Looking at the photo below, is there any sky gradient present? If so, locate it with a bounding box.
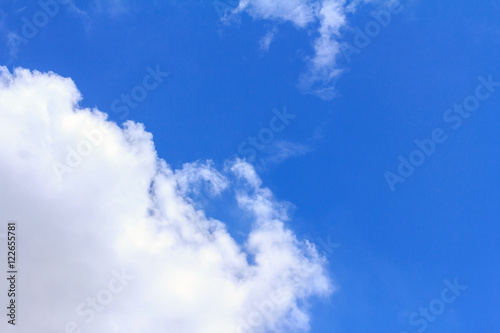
[0,0,499,332]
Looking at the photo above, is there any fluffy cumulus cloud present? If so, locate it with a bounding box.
[233,0,396,99]
[0,67,332,333]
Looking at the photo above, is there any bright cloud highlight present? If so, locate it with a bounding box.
[0,67,332,333]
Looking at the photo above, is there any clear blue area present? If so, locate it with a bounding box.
[1,0,498,332]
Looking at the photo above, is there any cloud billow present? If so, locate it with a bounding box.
[0,67,331,333]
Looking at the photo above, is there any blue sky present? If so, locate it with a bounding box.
[0,0,499,332]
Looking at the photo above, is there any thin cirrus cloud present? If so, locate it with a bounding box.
[0,67,332,333]
[232,0,389,100]
[263,140,313,165]
[3,1,91,60]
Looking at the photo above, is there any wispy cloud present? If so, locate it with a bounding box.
[235,0,318,28]
[259,27,278,52]
[230,0,402,99]
[3,0,92,61]
[263,140,312,165]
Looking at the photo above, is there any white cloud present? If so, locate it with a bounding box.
[0,67,332,333]
[298,0,347,99]
[259,28,278,52]
[6,32,23,59]
[232,0,399,99]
